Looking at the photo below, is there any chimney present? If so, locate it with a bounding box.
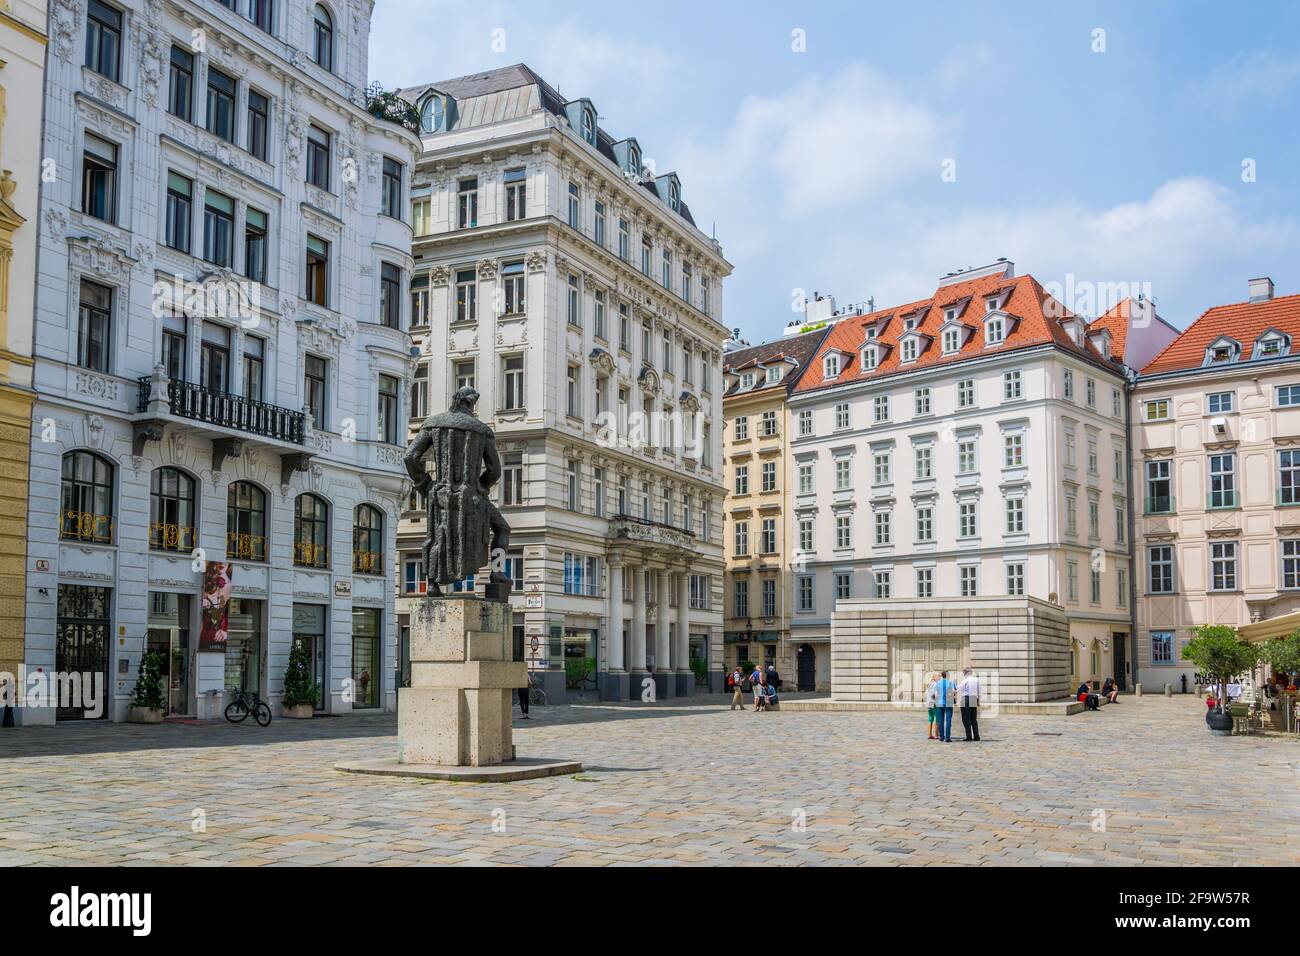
[1249,277,1275,303]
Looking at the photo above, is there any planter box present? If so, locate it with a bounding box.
[283,703,315,719]
[127,706,165,724]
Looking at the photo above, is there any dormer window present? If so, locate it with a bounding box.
[740,372,755,389]
[945,308,957,322]
[985,296,1000,313]
[765,366,783,384]
[985,316,1005,345]
[1204,336,1240,366]
[582,107,596,145]
[942,328,961,354]
[861,346,878,371]
[904,317,917,331]
[865,326,878,340]
[900,337,918,363]
[419,94,447,133]
[1254,329,1290,360]
[629,145,641,176]
[669,182,680,212]
[823,353,840,379]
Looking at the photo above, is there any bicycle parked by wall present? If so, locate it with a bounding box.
[225,688,272,726]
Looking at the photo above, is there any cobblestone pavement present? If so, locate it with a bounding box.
[1,695,1297,866]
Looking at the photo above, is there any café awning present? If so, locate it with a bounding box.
[1239,610,1300,644]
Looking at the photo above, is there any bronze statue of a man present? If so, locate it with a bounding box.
[404,386,512,600]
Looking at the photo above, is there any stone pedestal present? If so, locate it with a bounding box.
[398,596,524,768]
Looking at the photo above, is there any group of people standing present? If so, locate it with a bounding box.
[924,669,982,742]
[728,664,781,712]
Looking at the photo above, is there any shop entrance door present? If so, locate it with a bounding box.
[292,603,328,710]
[797,644,816,691]
[55,585,111,721]
[147,592,192,716]
[1113,632,1128,691]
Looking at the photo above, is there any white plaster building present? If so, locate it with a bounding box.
[394,64,731,702]
[27,0,419,723]
[786,261,1137,697]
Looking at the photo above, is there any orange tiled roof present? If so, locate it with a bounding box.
[1088,298,1132,362]
[791,271,1116,395]
[1140,292,1300,375]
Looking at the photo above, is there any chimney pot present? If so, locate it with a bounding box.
[1249,277,1275,303]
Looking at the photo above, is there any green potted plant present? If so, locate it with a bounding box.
[127,650,166,723]
[1182,625,1259,736]
[1260,630,1300,686]
[281,641,319,718]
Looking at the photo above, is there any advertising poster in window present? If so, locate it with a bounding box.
[200,561,232,651]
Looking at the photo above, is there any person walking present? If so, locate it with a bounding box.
[729,666,744,710]
[924,672,940,739]
[934,670,956,742]
[518,668,532,719]
[752,670,767,712]
[957,667,981,741]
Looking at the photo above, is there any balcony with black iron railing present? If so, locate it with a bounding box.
[138,377,305,445]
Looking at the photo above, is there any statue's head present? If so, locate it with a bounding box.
[450,386,480,416]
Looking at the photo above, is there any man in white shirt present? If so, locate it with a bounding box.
[957,667,981,742]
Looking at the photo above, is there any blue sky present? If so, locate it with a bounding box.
[371,0,1300,344]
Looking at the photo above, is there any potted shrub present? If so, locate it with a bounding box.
[1182,625,1259,736]
[281,641,319,718]
[127,650,166,723]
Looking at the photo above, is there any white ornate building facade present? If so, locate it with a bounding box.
[395,64,731,702]
[25,0,418,723]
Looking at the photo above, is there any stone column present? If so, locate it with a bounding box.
[603,554,628,701]
[675,568,692,697]
[655,567,672,700]
[629,563,648,699]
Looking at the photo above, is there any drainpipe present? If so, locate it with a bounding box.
[1125,367,1139,691]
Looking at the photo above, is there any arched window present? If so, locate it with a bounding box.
[150,467,197,552]
[419,94,445,133]
[312,4,333,71]
[582,107,595,144]
[60,451,114,543]
[227,481,267,561]
[294,493,329,568]
[352,504,383,574]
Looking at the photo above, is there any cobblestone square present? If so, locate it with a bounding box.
[1,695,1297,866]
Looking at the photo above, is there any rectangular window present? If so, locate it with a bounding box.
[833,458,850,491]
[164,171,192,254]
[202,189,235,267]
[874,395,890,423]
[798,518,813,553]
[1145,459,1172,513]
[504,167,527,222]
[1148,545,1174,594]
[381,158,403,219]
[733,580,749,618]
[206,68,238,143]
[835,403,850,430]
[379,263,402,329]
[1210,541,1238,591]
[761,461,777,493]
[1064,369,1075,400]
[915,506,933,542]
[1281,449,1300,505]
[161,315,186,382]
[1208,452,1237,508]
[1207,391,1234,414]
[502,453,524,506]
[874,511,891,546]
[305,234,329,306]
[873,452,891,485]
[459,178,479,228]
[958,440,977,474]
[247,90,269,162]
[1006,562,1025,596]
[1005,497,1024,534]
[593,200,606,247]
[662,248,672,289]
[85,0,122,82]
[835,515,852,549]
[378,374,399,444]
[617,218,629,260]
[916,567,933,598]
[566,365,580,418]
[958,501,977,538]
[1086,378,1096,407]
[733,520,748,556]
[248,0,274,33]
[799,463,815,495]
[1003,370,1022,400]
[1151,630,1174,665]
[1278,385,1300,408]
[567,274,581,327]
[567,181,580,230]
[304,354,327,429]
[1090,567,1101,604]
[77,279,113,373]
[761,518,777,554]
[914,387,931,416]
[915,446,933,479]
[641,237,652,276]
[243,207,267,284]
[1004,434,1024,468]
[874,570,892,598]
[959,565,978,597]
[81,134,118,223]
[762,579,777,617]
[798,576,814,611]
[835,573,851,601]
[1117,566,1127,608]
[168,46,194,121]
[306,125,331,190]
[798,409,813,437]
[242,335,264,401]
[594,290,606,340]
[1283,540,1300,589]
[1144,398,1170,421]
[957,379,975,408]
